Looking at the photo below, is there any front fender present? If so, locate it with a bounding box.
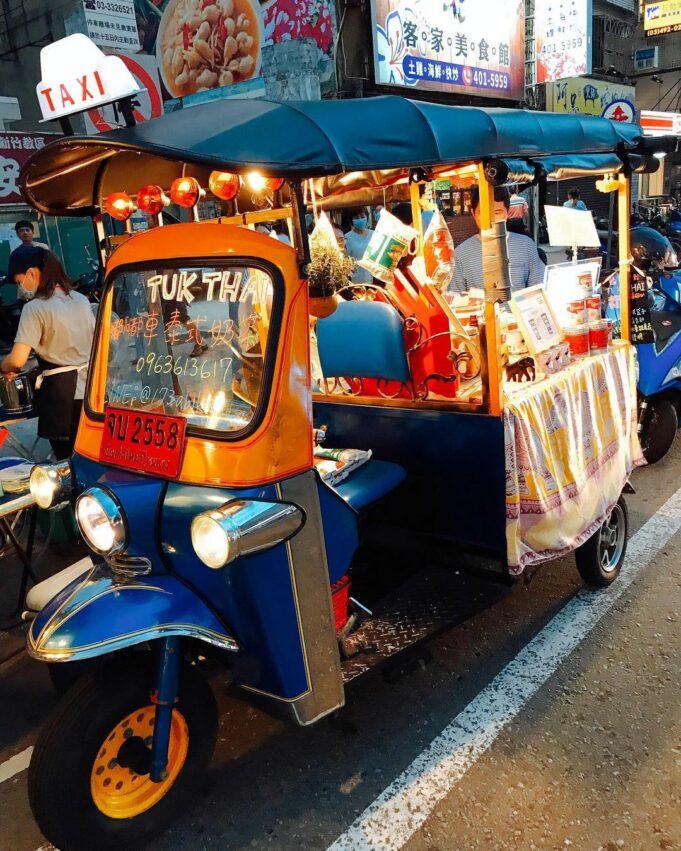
[27,561,238,662]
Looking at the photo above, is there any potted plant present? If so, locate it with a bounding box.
[308,215,355,318]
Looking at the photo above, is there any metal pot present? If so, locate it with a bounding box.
[0,369,38,417]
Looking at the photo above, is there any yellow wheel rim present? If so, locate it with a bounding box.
[90,705,188,819]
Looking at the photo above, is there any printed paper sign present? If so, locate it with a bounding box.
[83,0,140,52]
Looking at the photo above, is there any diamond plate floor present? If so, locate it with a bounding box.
[341,567,507,682]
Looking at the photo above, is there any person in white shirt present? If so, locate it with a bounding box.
[450,186,546,294]
[344,207,374,284]
[1,247,95,459]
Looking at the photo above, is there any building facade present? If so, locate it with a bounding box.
[632,1,681,199]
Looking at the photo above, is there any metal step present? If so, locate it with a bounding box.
[340,567,506,683]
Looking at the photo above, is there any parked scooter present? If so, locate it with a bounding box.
[603,227,681,463]
[664,208,681,256]
[74,245,102,304]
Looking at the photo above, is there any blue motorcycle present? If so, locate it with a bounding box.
[604,227,681,463]
[666,208,681,255]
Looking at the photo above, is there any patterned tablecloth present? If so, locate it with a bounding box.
[504,342,644,574]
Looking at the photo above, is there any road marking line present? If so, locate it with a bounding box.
[0,746,33,784]
[328,486,681,851]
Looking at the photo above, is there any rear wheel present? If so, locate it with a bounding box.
[575,497,628,587]
[29,656,217,851]
[640,397,678,464]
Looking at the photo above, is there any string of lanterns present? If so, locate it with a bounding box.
[104,171,284,221]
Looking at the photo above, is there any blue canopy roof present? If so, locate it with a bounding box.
[20,96,653,216]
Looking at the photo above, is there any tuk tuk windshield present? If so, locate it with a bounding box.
[98,262,275,433]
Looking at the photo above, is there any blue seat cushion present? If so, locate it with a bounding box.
[317,300,410,383]
[333,460,406,512]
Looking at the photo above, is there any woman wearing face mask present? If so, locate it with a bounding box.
[344,207,374,284]
[1,247,95,460]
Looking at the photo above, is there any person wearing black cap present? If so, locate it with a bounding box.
[1,247,95,459]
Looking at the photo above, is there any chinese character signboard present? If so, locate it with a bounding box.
[535,0,592,84]
[546,77,635,121]
[635,46,659,70]
[370,0,525,101]
[82,0,141,51]
[0,132,57,206]
[644,0,681,36]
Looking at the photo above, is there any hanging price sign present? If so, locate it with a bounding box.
[629,271,655,344]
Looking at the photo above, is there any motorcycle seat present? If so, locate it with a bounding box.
[25,556,93,613]
[652,310,681,351]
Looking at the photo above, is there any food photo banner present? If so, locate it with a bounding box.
[80,0,337,105]
[535,0,592,84]
[370,0,525,101]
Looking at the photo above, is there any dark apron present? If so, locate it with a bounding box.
[34,355,80,441]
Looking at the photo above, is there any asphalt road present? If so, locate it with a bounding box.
[0,433,679,851]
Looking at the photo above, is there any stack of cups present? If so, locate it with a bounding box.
[563,295,590,358]
[563,287,610,359]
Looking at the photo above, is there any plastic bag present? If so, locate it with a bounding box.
[310,210,342,255]
[423,210,456,291]
[358,210,419,284]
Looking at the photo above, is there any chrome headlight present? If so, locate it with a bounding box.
[30,462,72,510]
[75,486,127,556]
[191,500,304,569]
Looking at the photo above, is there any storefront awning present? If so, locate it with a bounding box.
[20,95,665,216]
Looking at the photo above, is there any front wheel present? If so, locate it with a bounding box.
[575,497,628,587]
[640,398,678,465]
[29,656,217,851]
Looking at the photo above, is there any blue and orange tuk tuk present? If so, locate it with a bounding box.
[18,97,665,849]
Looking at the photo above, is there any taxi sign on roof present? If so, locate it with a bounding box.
[36,34,142,123]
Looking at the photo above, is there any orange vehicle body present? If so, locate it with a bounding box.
[77,223,314,488]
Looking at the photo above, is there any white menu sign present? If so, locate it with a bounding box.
[82,0,140,52]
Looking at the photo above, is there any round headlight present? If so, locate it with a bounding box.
[30,462,72,510]
[76,487,126,556]
[190,513,236,569]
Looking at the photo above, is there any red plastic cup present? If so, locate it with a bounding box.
[564,325,590,357]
